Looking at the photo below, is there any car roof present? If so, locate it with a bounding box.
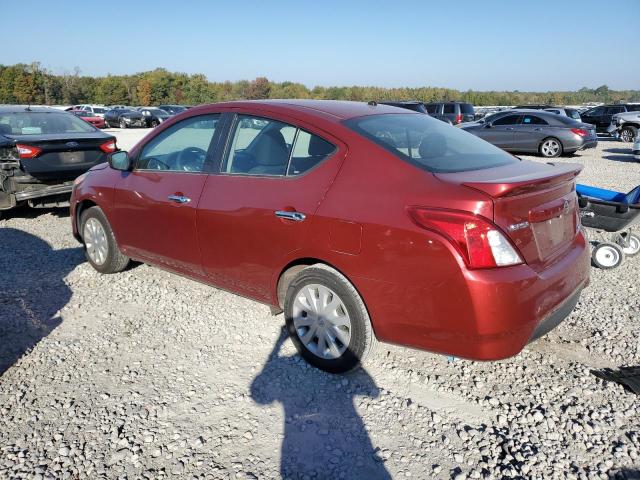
[0,105,64,113]
[189,99,413,121]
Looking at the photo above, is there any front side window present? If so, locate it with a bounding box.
[224,115,335,176]
[137,114,219,172]
[587,107,605,116]
[345,113,518,173]
[493,114,521,125]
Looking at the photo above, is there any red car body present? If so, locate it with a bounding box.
[69,109,106,129]
[70,100,590,361]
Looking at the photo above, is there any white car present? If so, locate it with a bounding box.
[544,107,582,122]
[75,104,108,118]
[608,110,640,143]
[633,135,640,161]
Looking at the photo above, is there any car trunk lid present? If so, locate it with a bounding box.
[435,161,582,266]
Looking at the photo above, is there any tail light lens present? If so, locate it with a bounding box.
[571,128,588,137]
[407,208,523,269]
[99,140,117,153]
[16,144,42,159]
[455,114,462,124]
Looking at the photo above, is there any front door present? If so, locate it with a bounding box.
[480,114,521,149]
[112,114,221,277]
[197,113,344,302]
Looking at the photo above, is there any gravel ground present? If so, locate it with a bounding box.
[1,130,639,479]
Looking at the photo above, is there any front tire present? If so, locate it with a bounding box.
[119,118,127,129]
[284,264,378,374]
[80,206,129,274]
[620,126,637,143]
[540,137,563,158]
[591,242,624,269]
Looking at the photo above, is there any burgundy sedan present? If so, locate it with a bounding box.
[69,109,107,129]
[70,100,590,373]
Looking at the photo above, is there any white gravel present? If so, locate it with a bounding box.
[1,130,639,479]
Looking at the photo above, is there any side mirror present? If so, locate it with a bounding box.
[485,122,493,128]
[108,151,132,171]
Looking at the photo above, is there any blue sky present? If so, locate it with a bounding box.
[2,0,639,91]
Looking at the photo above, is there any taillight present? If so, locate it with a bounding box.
[571,128,588,137]
[16,144,42,159]
[407,208,523,269]
[455,114,462,124]
[99,140,117,153]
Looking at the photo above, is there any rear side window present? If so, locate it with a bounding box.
[493,114,521,125]
[460,103,474,114]
[425,104,438,114]
[522,115,548,125]
[344,113,518,173]
[443,104,455,114]
[224,115,335,177]
[606,106,624,114]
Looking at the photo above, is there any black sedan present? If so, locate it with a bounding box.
[461,110,597,158]
[0,106,116,215]
[157,104,187,116]
[104,108,146,129]
[136,107,170,127]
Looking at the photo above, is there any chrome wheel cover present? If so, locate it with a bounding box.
[292,283,352,360]
[83,218,109,265]
[541,139,560,157]
[622,235,640,255]
[595,245,620,267]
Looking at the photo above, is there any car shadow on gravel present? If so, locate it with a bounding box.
[0,205,70,221]
[250,327,392,479]
[0,228,82,375]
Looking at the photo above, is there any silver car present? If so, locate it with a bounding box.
[461,110,597,158]
[544,107,582,123]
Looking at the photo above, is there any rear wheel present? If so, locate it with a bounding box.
[617,232,640,257]
[620,126,637,143]
[591,242,624,269]
[80,206,129,274]
[540,137,563,158]
[284,264,378,374]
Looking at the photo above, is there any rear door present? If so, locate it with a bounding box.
[197,112,344,302]
[512,114,549,152]
[479,114,520,149]
[112,114,221,276]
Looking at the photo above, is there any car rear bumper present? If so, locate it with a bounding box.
[1,181,73,210]
[357,230,590,361]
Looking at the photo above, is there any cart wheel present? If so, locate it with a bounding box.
[592,242,625,269]
[617,232,640,257]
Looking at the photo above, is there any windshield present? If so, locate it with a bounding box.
[0,112,97,135]
[344,113,518,173]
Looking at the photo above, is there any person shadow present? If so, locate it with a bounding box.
[250,326,392,480]
[0,227,82,375]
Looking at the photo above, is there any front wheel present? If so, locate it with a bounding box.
[620,126,637,143]
[540,138,563,158]
[284,264,378,374]
[80,206,130,274]
[119,118,127,129]
[591,242,624,269]
[617,232,640,257]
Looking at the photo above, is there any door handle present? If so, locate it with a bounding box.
[275,210,306,222]
[168,195,191,204]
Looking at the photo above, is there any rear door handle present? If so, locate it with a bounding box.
[168,195,191,204]
[275,210,306,222]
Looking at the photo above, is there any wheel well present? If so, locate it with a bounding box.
[621,123,639,130]
[76,199,98,239]
[276,258,342,309]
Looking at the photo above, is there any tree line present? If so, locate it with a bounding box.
[1,62,638,107]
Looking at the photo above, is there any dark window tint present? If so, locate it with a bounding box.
[627,105,640,112]
[493,114,521,126]
[137,114,219,172]
[425,104,438,114]
[460,103,474,114]
[443,104,455,114]
[606,106,624,114]
[344,113,518,173]
[0,112,96,135]
[288,130,336,176]
[522,115,548,125]
[586,107,605,116]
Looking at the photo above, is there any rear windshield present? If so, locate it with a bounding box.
[460,103,475,114]
[566,109,581,119]
[344,113,518,173]
[0,112,97,135]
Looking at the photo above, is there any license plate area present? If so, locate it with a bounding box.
[59,151,85,164]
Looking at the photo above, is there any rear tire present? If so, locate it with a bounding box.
[540,137,563,158]
[620,126,637,143]
[284,264,378,374]
[80,206,129,274]
[591,242,624,269]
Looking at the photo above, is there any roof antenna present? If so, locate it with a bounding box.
[367,100,377,107]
